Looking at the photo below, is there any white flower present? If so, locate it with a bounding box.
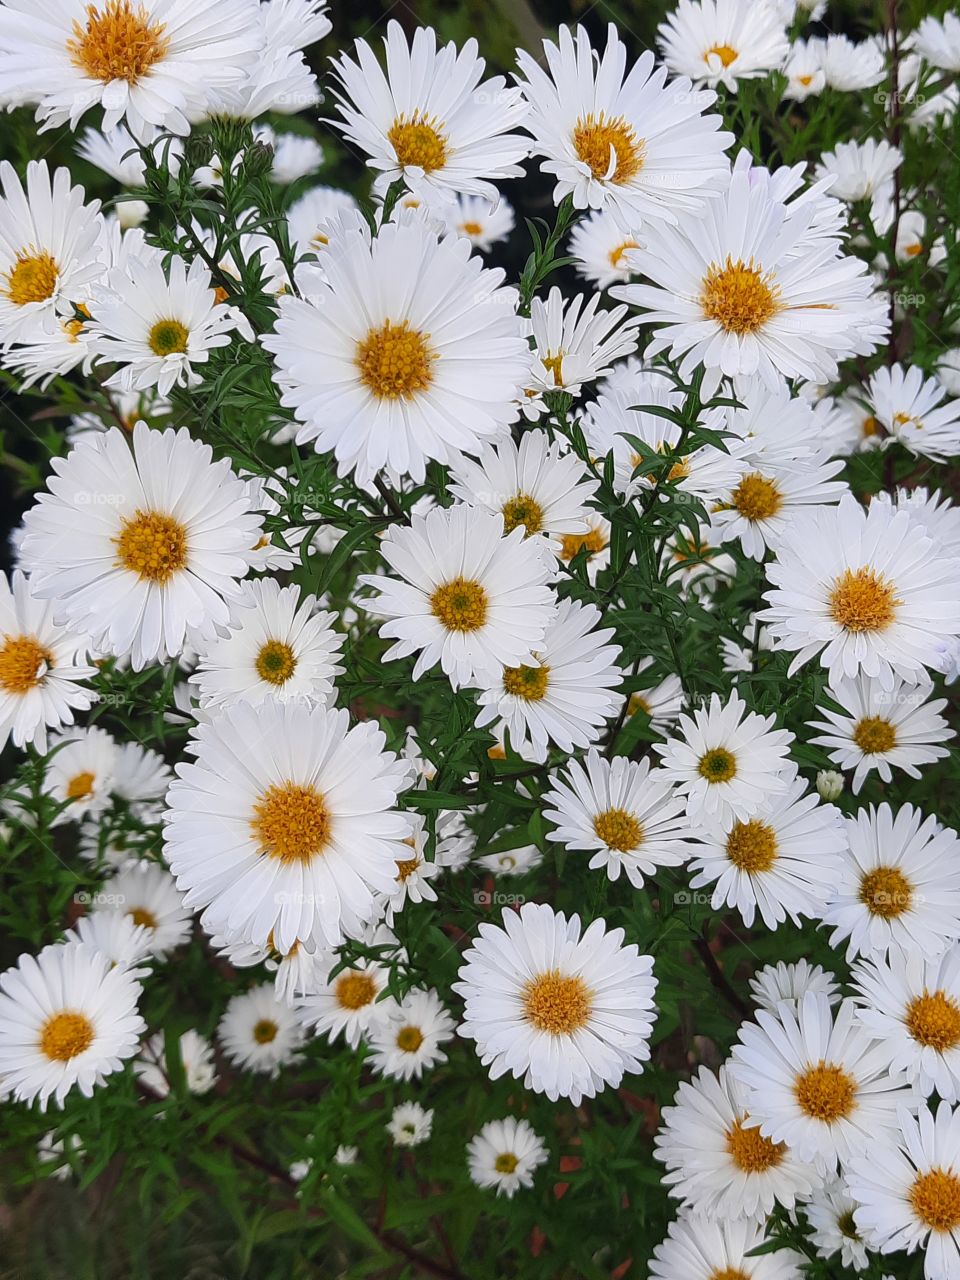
[0,941,145,1110]
[362,504,557,687]
[914,12,960,71]
[523,286,643,408]
[568,210,640,289]
[296,937,397,1048]
[804,1181,871,1272]
[330,20,528,203]
[711,452,848,560]
[111,740,171,820]
[134,1029,217,1097]
[380,817,441,923]
[868,363,960,462]
[217,982,304,1077]
[387,1101,433,1147]
[544,749,695,887]
[43,725,119,824]
[781,40,826,101]
[163,702,412,955]
[654,1064,817,1221]
[367,987,455,1081]
[761,493,960,689]
[334,1144,357,1166]
[808,673,953,793]
[93,860,192,957]
[76,125,181,187]
[265,215,530,487]
[814,139,901,209]
[730,992,913,1171]
[443,194,515,251]
[875,487,960,559]
[287,185,359,254]
[821,804,960,962]
[819,34,886,90]
[654,690,793,826]
[467,1117,548,1198]
[19,423,262,669]
[66,911,153,975]
[454,901,657,1105]
[475,842,541,877]
[649,1217,804,1280]
[748,959,840,1014]
[816,769,845,802]
[657,0,790,91]
[516,22,732,222]
[627,660,684,731]
[37,1129,84,1180]
[256,127,324,184]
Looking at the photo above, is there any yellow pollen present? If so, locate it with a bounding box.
[733,472,783,522]
[251,781,330,864]
[726,819,778,873]
[709,1271,751,1280]
[430,576,488,633]
[906,242,923,257]
[395,856,420,883]
[387,113,448,171]
[487,743,506,760]
[396,1026,424,1052]
[501,492,544,536]
[541,352,565,386]
[627,693,651,717]
[494,1152,519,1174]
[67,771,96,801]
[701,257,781,334]
[862,414,879,438]
[593,807,643,853]
[706,43,738,67]
[794,1061,857,1122]
[255,639,297,686]
[115,509,188,583]
[910,1168,960,1232]
[127,906,156,929]
[860,865,913,919]
[560,527,608,562]
[63,317,86,342]
[698,747,737,784]
[572,112,645,185]
[212,285,229,305]
[797,74,813,86]
[502,664,549,701]
[522,970,592,1036]
[609,239,639,269]
[852,716,896,754]
[252,1018,278,1044]
[40,1010,94,1062]
[148,318,189,356]
[906,991,960,1052]
[829,567,899,633]
[5,250,59,307]
[725,1117,786,1172]
[0,635,53,694]
[68,0,169,84]
[356,319,434,399]
[460,221,483,236]
[335,972,377,1011]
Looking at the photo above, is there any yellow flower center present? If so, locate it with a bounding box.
[250,781,331,864]
[852,716,897,754]
[255,639,297,686]
[906,991,960,1052]
[0,635,53,694]
[387,112,448,171]
[430,576,488,633]
[148,318,189,356]
[494,1152,519,1174]
[709,1271,750,1280]
[68,0,169,84]
[733,472,783,522]
[701,257,781,334]
[356,319,434,399]
[252,1018,278,1044]
[726,819,778,873]
[698,747,737,784]
[40,1010,94,1062]
[115,509,188,583]
[335,972,377,1011]
[5,249,59,307]
[395,855,421,883]
[627,693,651,717]
[905,242,923,257]
[572,112,645,185]
[794,1061,857,1122]
[593,807,643,853]
[67,771,96,801]
[859,865,912,919]
[706,43,738,67]
[541,352,565,386]
[396,1026,424,1052]
[861,414,879,438]
[829,568,899,633]
[127,906,156,929]
[501,493,544,536]
[460,220,483,236]
[502,664,549,701]
[522,970,592,1035]
[559,527,608,562]
[797,74,814,87]
[910,1168,960,1232]
[608,239,639,269]
[724,1117,786,1172]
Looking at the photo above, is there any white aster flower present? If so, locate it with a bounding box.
[287,185,359,255]
[217,982,304,1077]
[814,139,902,207]
[819,34,887,90]
[748,959,840,1014]
[627,660,685,731]
[915,12,960,71]
[804,1181,872,1272]
[524,286,643,411]
[296,941,396,1048]
[568,210,640,290]
[367,987,455,1081]
[475,842,541,877]
[76,125,181,187]
[868,363,960,462]
[255,127,324,184]
[66,911,153,976]
[467,1117,548,1198]
[711,452,847,560]
[134,1029,217,1097]
[875,487,960,559]
[387,1101,432,1147]
[43,725,118,824]
[657,0,790,91]
[93,860,192,958]
[443,193,514,252]
[555,512,613,582]
[781,40,826,101]
[649,1217,804,1280]
[381,818,441,922]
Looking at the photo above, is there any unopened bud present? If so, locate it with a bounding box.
[816,769,844,802]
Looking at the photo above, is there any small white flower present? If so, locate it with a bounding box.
[367,988,455,1081]
[467,1117,548,1198]
[218,983,305,1077]
[387,1101,433,1147]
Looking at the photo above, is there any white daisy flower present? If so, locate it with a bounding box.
[649,1217,804,1280]
[76,125,181,187]
[555,513,613,582]
[875,487,960,559]
[568,210,640,290]
[657,0,790,91]
[43,725,119,824]
[255,126,324,185]
[523,286,643,409]
[0,160,104,346]
[387,1101,433,1147]
[163,701,412,955]
[134,1029,217,1097]
[808,673,953,794]
[868,363,960,462]
[846,1101,960,1279]
[761,493,960,690]
[475,842,541,877]
[381,818,441,923]
[454,901,657,1105]
[434,811,476,870]
[711,452,848,560]
[78,822,145,870]
[748,959,840,1014]
[367,988,455,1081]
[330,20,528,203]
[515,22,732,222]
[94,860,192,958]
[721,377,823,465]
[544,749,695,887]
[781,40,826,101]
[0,0,260,140]
[474,599,623,763]
[443,194,514,252]
[19,423,263,669]
[654,1064,817,1222]
[191,578,344,710]
[0,569,96,754]
[915,12,960,71]
[822,804,960,962]
[287,185,359,255]
[217,982,304,1077]
[804,1181,871,1272]
[819,34,887,89]
[612,167,888,397]
[265,215,530,487]
[0,940,145,1110]
[654,690,793,826]
[730,992,913,1171]
[65,911,153,975]
[467,1117,548,1198]
[814,138,901,206]
[361,504,557,688]
[627,660,684,731]
[296,941,396,1048]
